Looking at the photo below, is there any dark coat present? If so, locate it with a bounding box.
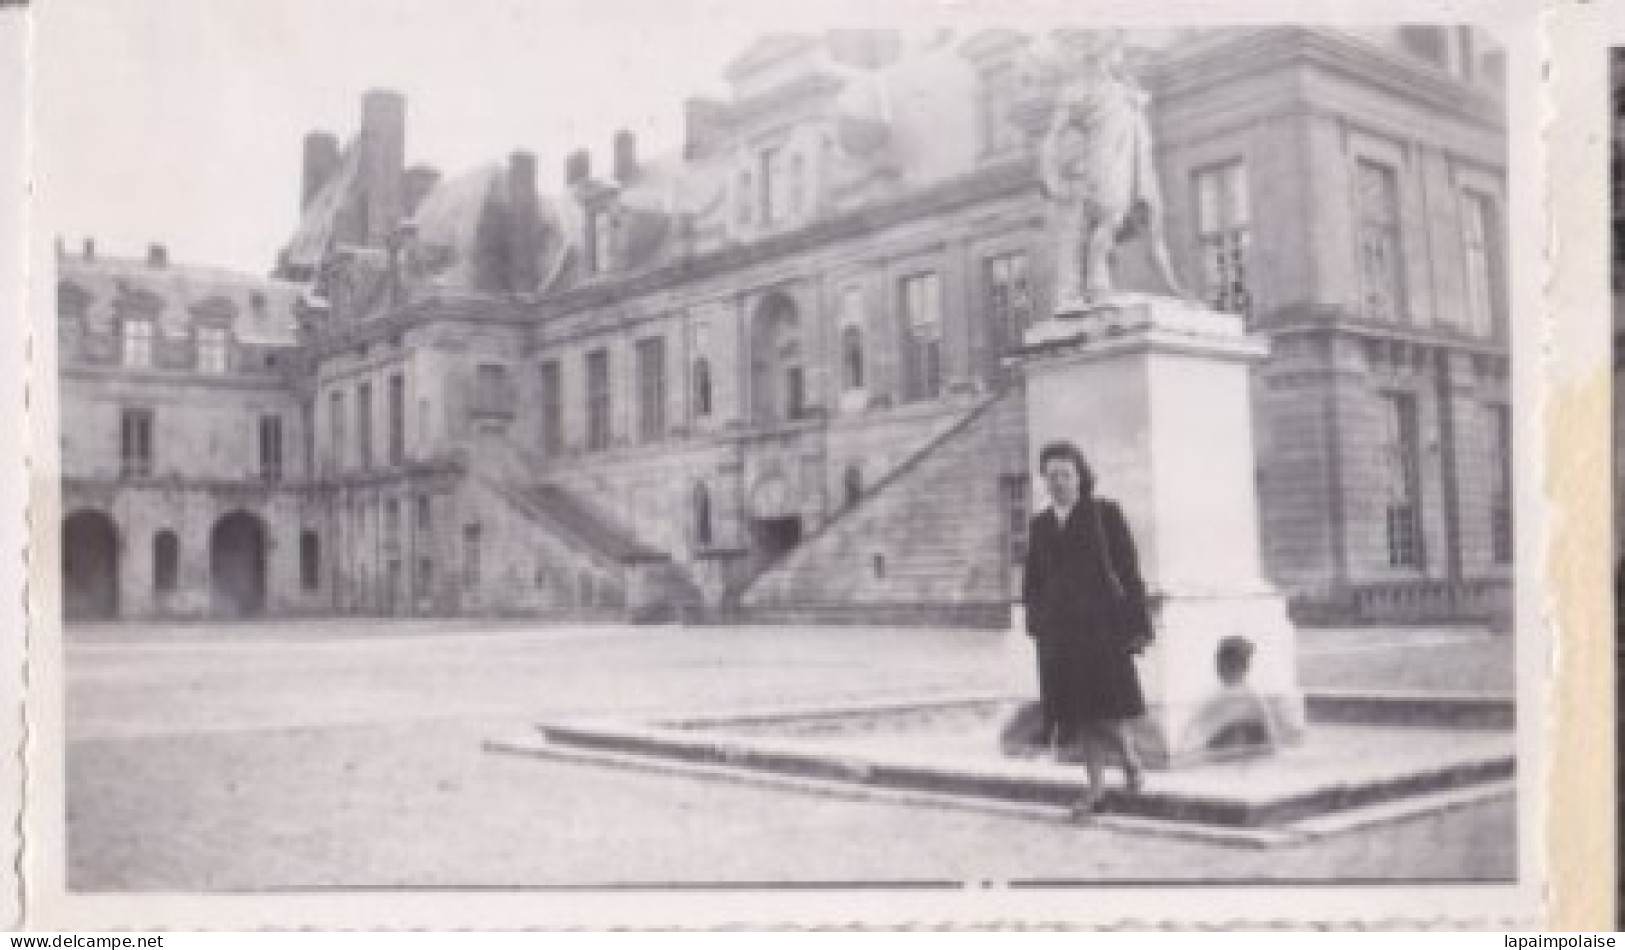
[1021,497,1151,726]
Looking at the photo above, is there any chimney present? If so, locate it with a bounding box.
[301,131,341,211]
[404,164,441,217]
[565,149,591,188]
[613,130,637,184]
[358,89,407,248]
[507,151,541,293]
[146,244,168,268]
[82,238,95,261]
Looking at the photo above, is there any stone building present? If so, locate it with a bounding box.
[59,26,1511,626]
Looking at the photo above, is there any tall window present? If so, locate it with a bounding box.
[788,153,806,219]
[538,360,563,454]
[1382,392,1424,569]
[693,482,712,547]
[786,366,807,420]
[978,62,1020,156]
[463,524,482,588]
[1356,159,1406,322]
[900,272,944,402]
[299,531,320,592]
[984,252,1032,378]
[1487,404,1513,564]
[1461,189,1499,337]
[153,531,178,593]
[736,170,754,227]
[586,348,611,451]
[388,373,406,465]
[416,494,432,538]
[760,146,782,226]
[692,357,713,418]
[122,319,153,369]
[384,498,401,550]
[473,363,514,419]
[259,414,283,482]
[841,325,865,392]
[329,390,346,472]
[357,381,374,470]
[1193,162,1252,317]
[120,407,153,477]
[635,336,667,442]
[843,465,863,507]
[197,326,229,374]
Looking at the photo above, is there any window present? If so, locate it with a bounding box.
[693,482,712,547]
[384,498,400,550]
[1193,162,1252,317]
[760,147,782,226]
[1001,474,1031,564]
[842,325,865,392]
[788,153,806,219]
[259,414,283,481]
[692,357,713,418]
[416,494,432,537]
[635,336,667,442]
[984,252,1032,378]
[978,62,1020,156]
[415,557,433,598]
[539,360,563,454]
[197,326,229,373]
[899,272,944,401]
[299,531,320,592]
[736,170,754,227]
[1461,189,1499,337]
[120,407,153,477]
[463,524,482,588]
[586,348,611,451]
[357,381,373,470]
[388,373,406,465]
[329,390,346,472]
[844,465,863,508]
[473,363,514,419]
[122,319,153,369]
[786,365,807,420]
[1356,159,1406,322]
[590,209,615,275]
[153,531,178,593]
[1487,404,1512,564]
[1382,392,1424,569]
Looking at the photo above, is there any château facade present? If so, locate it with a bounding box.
[58,26,1513,627]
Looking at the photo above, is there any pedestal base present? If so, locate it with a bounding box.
[1128,592,1306,769]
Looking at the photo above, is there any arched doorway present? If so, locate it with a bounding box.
[63,510,119,621]
[210,511,268,617]
[749,293,804,425]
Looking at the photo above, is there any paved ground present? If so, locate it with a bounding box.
[62,621,1518,890]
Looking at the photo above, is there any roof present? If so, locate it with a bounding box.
[57,252,303,346]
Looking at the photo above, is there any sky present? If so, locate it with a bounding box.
[35,0,766,275]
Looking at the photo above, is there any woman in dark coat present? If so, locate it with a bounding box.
[1022,441,1153,815]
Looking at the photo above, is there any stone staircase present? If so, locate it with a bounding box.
[734,385,1024,629]
[471,436,706,623]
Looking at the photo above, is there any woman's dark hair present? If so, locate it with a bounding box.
[1037,441,1095,495]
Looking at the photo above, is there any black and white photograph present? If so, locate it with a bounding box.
[24,0,1547,929]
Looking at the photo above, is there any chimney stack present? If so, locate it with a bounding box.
[613,130,637,184]
[683,97,728,161]
[300,131,341,211]
[82,238,95,261]
[358,89,407,248]
[507,151,541,293]
[404,164,441,217]
[146,244,168,268]
[565,149,590,188]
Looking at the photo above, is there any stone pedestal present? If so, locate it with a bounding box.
[1017,293,1305,768]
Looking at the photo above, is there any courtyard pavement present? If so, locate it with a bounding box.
[60,621,1517,889]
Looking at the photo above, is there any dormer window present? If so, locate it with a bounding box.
[589,208,616,275]
[197,325,229,374]
[760,146,783,226]
[122,319,154,369]
[978,61,1021,157]
[736,170,754,228]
